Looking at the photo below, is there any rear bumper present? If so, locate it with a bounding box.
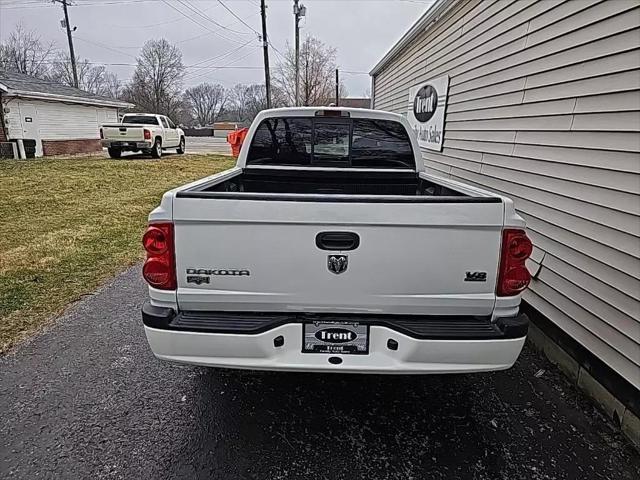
[141,303,528,373]
[101,140,152,149]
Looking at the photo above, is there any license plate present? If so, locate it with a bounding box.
[302,322,369,355]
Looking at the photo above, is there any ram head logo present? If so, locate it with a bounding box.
[327,255,348,275]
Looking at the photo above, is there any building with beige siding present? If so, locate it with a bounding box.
[371,0,639,435]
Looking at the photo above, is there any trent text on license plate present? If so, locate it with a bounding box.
[302,322,369,355]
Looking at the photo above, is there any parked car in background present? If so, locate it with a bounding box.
[141,107,533,374]
[100,113,185,158]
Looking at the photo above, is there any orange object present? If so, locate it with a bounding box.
[227,127,249,157]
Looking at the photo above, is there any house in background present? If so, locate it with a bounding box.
[0,70,132,157]
[370,0,639,445]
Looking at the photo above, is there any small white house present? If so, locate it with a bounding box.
[0,70,132,157]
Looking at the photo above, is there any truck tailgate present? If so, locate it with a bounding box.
[172,198,504,316]
[102,125,145,141]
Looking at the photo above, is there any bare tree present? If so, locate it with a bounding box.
[172,102,194,127]
[0,24,55,78]
[228,83,251,122]
[243,84,270,120]
[184,83,227,126]
[226,83,285,122]
[47,54,122,98]
[122,39,185,117]
[102,72,123,100]
[274,36,346,107]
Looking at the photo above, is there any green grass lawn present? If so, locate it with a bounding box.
[0,154,235,353]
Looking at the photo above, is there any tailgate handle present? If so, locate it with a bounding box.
[316,232,360,251]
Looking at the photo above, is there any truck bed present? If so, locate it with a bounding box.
[177,169,496,202]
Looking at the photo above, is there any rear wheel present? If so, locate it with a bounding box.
[107,147,122,159]
[177,137,185,154]
[151,138,162,158]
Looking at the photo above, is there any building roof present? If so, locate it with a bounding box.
[0,70,132,108]
[369,0,458,76]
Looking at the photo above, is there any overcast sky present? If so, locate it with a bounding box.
[0,0,432,96]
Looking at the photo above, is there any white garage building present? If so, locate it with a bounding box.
[370,0,639,442]
[0,70,131,157]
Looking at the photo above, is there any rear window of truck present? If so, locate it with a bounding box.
[246,117,415,169]
[122,115,159,125]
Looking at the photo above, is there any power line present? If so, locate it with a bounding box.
[175,10,261,44]
[160,0,245,44]
[184,47,260,84]
[183,40,256,82]
[102,5,217,30]
[188,39,256,68]
[99,12,260,48]
[34,60,267,70]
[179,0,251,37]
[268,40,286,61]
[0,0,159,7]
[1,0,426,8]
[216,0,260,36]
[270,43,286,64]
[74,36,138,60]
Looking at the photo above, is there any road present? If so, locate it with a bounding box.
[1,266,638,480]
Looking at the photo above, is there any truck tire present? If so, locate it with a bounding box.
[108,147,122,159]
[151,138,162,158]
[177,137,185,154]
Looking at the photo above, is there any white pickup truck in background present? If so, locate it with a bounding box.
[100,113,185,158]
[140,107,533,374]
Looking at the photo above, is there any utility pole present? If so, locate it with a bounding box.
[293,1,306,107]
[260,0,271,108]
[55,0,79,88]
[335,69,339,106]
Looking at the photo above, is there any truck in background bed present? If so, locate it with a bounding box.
[140,107,533,373]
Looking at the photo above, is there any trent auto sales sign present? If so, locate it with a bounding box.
[407,75,450,151]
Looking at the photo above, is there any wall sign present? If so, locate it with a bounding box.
[24,117,33,123]
[407,75,449,151]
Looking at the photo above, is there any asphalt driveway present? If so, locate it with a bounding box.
[1,266,638,480]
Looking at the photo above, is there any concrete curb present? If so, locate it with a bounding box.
[527,322,640,452]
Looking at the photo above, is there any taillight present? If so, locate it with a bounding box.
[143,129,151,140]
[497,229,533,297]
[99,128,103,139]
[142,222,176,290]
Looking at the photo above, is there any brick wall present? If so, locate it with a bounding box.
[41,139,102,156]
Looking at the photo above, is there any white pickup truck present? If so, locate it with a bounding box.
[100,113,185,158]
[141,107,533,374]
